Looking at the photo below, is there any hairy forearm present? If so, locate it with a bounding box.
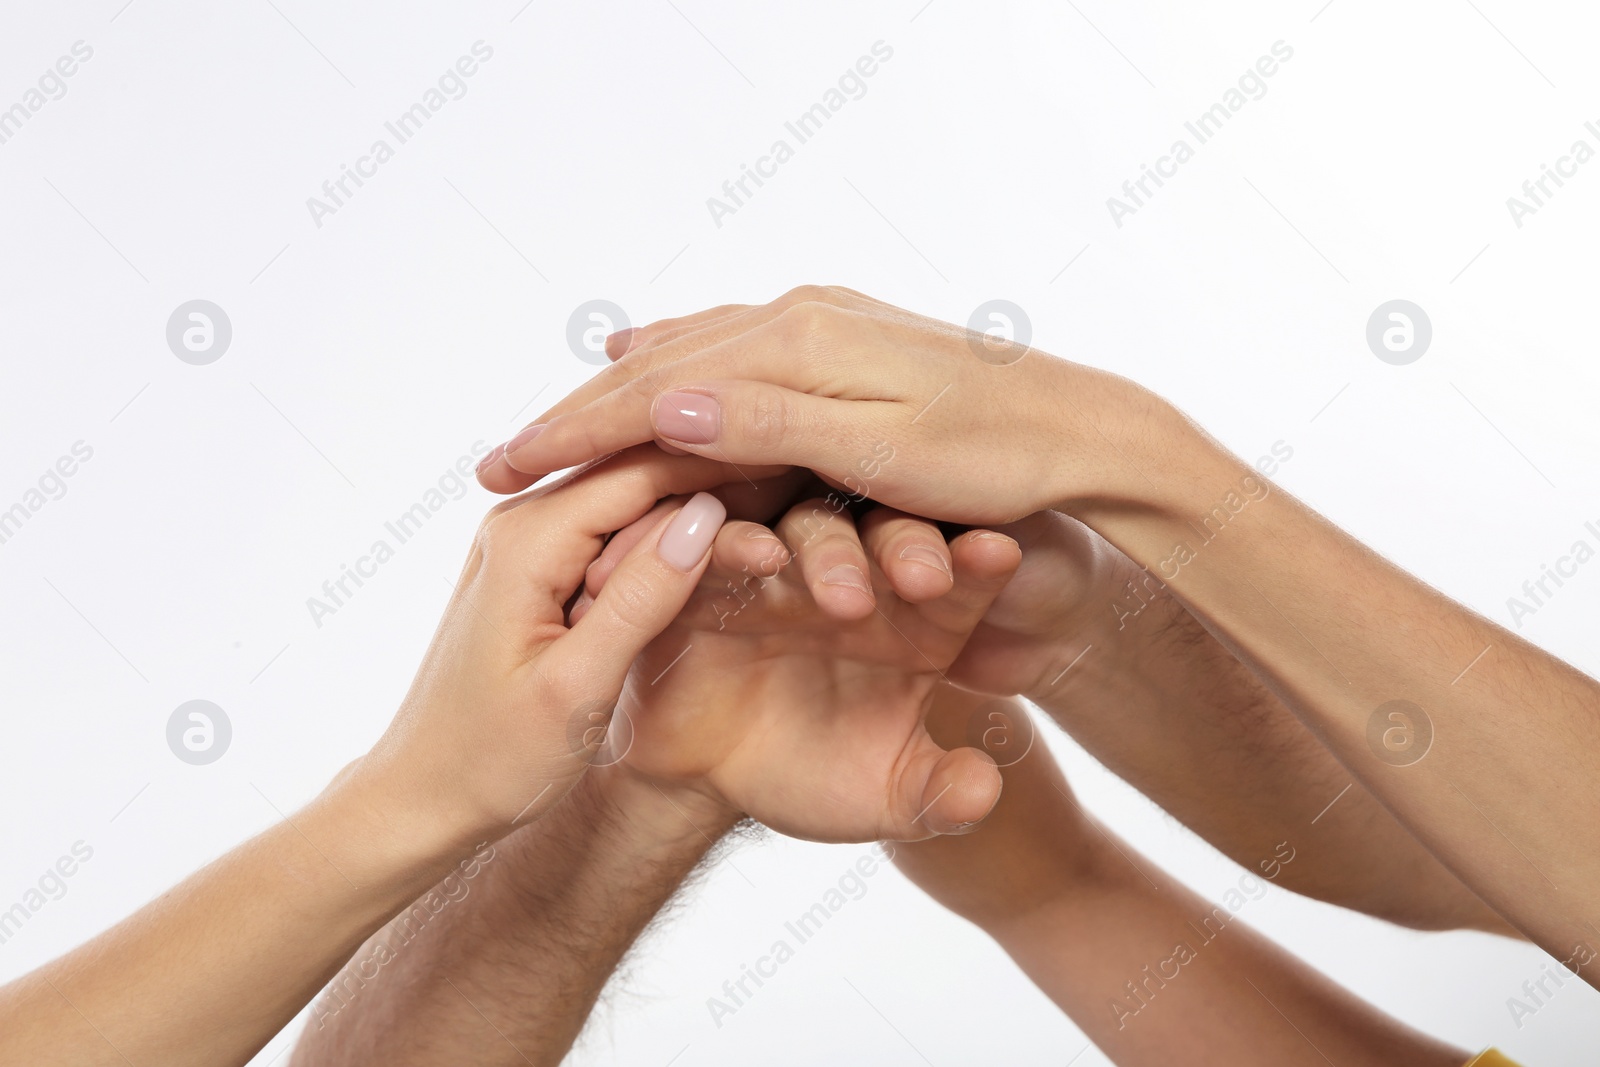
[291,768,738,1067]
[1065,405,1600,966]
[1024,580,1508,933]
[0,770,465,1067]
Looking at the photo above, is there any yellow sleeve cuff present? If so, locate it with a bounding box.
[1465,1050,1523,1067]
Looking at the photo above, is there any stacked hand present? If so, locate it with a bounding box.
[580,490,1022,841]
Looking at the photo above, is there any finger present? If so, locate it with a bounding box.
[548,493,726,684]
[493,287,886,490]
[774,498,875,621]
[533,304,763,441]
[568,588,594,626]
[622,305,754,360]
[859,508,954,603]
[498,301,894,481]
[912,530,1023,639]
[709,520,791,579]
[884,730,1002,839]
[537,289,844,424]
[603,327,638,361]
[475,448,776,620]
[583,471,809,600]
[584,498,682,598]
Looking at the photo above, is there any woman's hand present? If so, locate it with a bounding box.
[577,492,1022,842]
[477,286,1181,525]
[348,446,757,850]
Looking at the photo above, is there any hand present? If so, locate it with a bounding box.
[477,287,1177,525]
[577,490,1022,842]
[947,509,1145,699]
[349,447,755,848]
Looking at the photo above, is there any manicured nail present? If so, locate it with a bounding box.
[658,492,726,571]
[476,443,504,473]
[609,327,637,355]
[504,423,545,458]
[654,391,720,444]
[821,564,871,594]
[898,544,951,577]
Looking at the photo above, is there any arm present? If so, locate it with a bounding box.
[1066,413,1600,967]
[0,770,464,1067]
[956,509,1511,933]
[486,287,1598,967]
[896,688,1472,1067]
[0,450,732,1066]
[295,496,1021,1062]
[291,767,737,1066]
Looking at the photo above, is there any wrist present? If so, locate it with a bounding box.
[1039,367,1221,522]
[580,764,743,851]
[301,760,478,919]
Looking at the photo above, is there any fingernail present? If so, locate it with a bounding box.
[898,544,951,577]
[610,327,637,354]
[654,391,720,444]
[476,443,504,473]
[821,564,871,594]
[658,492,726,571]
[504,423,544,458]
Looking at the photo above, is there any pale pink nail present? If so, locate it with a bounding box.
[476,443,504,473]
[653,392,720,444]
[658,492,726,571]
[504,423,544,459]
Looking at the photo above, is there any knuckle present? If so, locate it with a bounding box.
[738,387,791,451]
[772,300,834,343]
[474,504,523,556]
[778,283,836,308]
[598,566,663,634]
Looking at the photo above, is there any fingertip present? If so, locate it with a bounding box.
[887,544,956,602]
[926,747,1002,836]
[952,530,1023,581]
[605,327,637,361]
[568,589,594,625]
[815,565,876,620]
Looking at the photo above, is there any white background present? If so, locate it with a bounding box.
[2,0,1599,1063]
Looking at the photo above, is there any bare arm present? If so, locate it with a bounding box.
[485,289,1596,966]
[1068,415,1600,970]
[896,689,1473,1067]
[292,767,736,1067]
[0,451,732,1066]
[955,509,1511,934]
[0,770,465,1067]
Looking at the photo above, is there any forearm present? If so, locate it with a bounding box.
[1023,578,1508,933]
[0,769,464,1067]
[291,767,738,1067]
[986,831,1466,1066]
[1062,399,1600,962]
[898,696,1466,1065]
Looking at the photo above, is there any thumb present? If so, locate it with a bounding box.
[885,732,1002,840]
[652,382,889,482]
[547,492,725,687]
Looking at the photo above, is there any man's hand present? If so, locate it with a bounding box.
[581,492,1022,842]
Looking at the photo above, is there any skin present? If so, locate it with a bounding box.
[296,495,1476,1067]
[480,285,1600,972]
[296,498,1019,1065]
[897,687,1473,1067]
[0,448,740,1067]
